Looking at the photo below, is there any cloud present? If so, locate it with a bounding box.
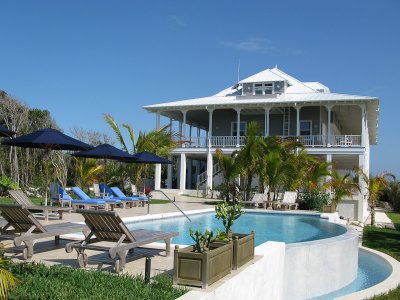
[220,38,274,54]
[169,15,187,28]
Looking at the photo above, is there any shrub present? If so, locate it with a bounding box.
[8,262,187,299]
[0,175,19,196]
[381,181,400,212]
[298,190,330,211]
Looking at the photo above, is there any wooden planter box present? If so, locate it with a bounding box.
[212,231,255,270]
[173,242,233,288]
[323,203,337,213]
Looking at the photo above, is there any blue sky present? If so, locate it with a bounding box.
[0,1,399,176]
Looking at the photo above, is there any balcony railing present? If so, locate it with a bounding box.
[175,135,362,148]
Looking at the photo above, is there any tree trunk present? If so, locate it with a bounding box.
[370,205,375,226]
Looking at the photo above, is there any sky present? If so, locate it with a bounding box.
[0,0,399,176]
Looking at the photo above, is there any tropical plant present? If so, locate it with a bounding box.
[215,148,239,201]
[382,181,400,212]
[298,190,331,211]
[189,228,216,253]
[357,169,395,225]
[72,157,104,192]
[0,175,19,196]
[329,169,360,205]
[104,114,176,189]
[235,122,265,201]
[215,201,243,236]
[0,244,17,299]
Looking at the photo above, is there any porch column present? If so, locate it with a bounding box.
[296,106,301,137]
[236,108,241,147]
[179,153,186,191]
[327,106,332,147]
[154,164,161,190]
[206,150,213,191]
[326,154,332,194]
[360,104,366,147]
[189,125,192,145]
[167,155,173,189]
[197,127,201,147]
[154,111,162,190]
[208,109,214,146]
[264,108,270,137]
[187,158,192,189]
[358,154,367,222]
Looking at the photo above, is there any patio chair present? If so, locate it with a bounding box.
[65,209,179,272]
[243,193,265,208]
[0,203,88,259]
[9,190,72,221]
[131,184,146,197]
[93,183,112,198]
[71,187,121,211]
[110,186,147,208]
[280,191,299,210]
[50,182,72,207]
[52,185,107,210]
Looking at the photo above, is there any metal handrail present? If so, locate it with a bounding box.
[153,189,192,222]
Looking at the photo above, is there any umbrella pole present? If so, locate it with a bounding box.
[44,149,50,206]
[103,158,107,198]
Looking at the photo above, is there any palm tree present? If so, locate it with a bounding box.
[329,169,360,206]
[0,244,17,299]
[357,169,395,225]
[215,148,239,201]
[236,122,265,201]
[104,114,176,188]
[73,157,104,193]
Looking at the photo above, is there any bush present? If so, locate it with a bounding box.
[8,262,187,299]
[381,181,400,212]
[298,190,330,211]
[0,175,19,196]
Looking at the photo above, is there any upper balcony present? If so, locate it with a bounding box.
[175,134,362,148]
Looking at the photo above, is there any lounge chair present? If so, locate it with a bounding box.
[65,209,179,272]
[243,193,265,208]
[71,187,121,211]
[50,183,72,207]
[9,190,72,221]
[280,191,299,210]
[131,184,146,197]
[110,186,147,207]
[0,203,88,259]
[93,183,112,198]
[53,185,107,210]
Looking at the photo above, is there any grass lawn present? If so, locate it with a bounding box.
[0,197,43,206]
[362,211,400,299]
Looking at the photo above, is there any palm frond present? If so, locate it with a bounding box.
[104,114,128,152]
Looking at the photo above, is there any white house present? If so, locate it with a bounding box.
[143,67,379,221]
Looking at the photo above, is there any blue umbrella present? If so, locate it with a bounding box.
[128,151,173,164]
[72,144,136,195]
[0,124,16,138]
[2,128,92,205]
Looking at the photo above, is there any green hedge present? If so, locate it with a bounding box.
[8,262,187,300]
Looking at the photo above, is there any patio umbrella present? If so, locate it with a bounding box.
[72,143,136,195]
[0,124,16,138]
[1,128,92,205]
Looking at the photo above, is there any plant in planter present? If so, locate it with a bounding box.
[174,229,233,288]
[214,201,255,270]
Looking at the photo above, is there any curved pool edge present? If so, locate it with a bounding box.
[335,246,400,300]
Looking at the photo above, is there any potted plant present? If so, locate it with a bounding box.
[214,201,255,270]
[173,228,233,288]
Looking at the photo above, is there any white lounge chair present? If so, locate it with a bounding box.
[280,191,298,210]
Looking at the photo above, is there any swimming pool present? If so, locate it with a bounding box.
[126,211,347,245]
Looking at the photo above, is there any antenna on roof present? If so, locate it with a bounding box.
[275,64,278,69]
[237,59,241,82]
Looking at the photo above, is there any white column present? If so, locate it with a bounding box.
[327,106,332,147]
[361,104,366,147]
[156,111,161,129]
[236,108,241,147]
[358,154,367,222]
[296,106,301,137]
[326,154,333,196]
[154,164,161,190]
[208,109,213,146]
[206,150,213,191]
[167,155,173,189]
[179,153,186,191]
[264,108,270,137]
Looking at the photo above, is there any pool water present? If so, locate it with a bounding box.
[311,249,392,299]
[127,211,346,245]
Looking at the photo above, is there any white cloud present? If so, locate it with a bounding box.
[220,38,274,54]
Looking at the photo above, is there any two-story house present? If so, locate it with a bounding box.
[143,67,379,221]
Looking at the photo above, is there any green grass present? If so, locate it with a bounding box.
[148,199,171,204]
[8,262,187,299]
[0,197,43,205]
[363,212,400,299]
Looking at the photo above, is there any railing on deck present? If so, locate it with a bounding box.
[174,135,362,148]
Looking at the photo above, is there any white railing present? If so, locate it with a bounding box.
[196,162,221,187]
[174,135,362,148]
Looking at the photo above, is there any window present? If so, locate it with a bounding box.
[300,120,312,136]
[231,122,247,136]
[254,83,273,95]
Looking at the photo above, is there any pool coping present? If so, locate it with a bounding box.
[335,245,400,300]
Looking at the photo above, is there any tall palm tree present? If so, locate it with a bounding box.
[357,169,395,225]
[236,122,265,201]
[329,169,360,206]
[215,148,239,201]
[104,114,176,188]
[73,157,104,192]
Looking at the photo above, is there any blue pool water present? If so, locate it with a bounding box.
[127,211,346,245]
[312,249,392,299]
